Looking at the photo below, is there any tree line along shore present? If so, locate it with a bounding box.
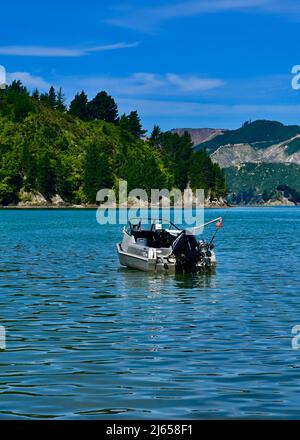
[0,81,227,207]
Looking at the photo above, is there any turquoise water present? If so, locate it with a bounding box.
[0,207,300,419]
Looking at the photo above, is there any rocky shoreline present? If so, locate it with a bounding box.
[0,202,230,209]
[1,191,299,209]
[0,191,230,209]
[1,202,299,209]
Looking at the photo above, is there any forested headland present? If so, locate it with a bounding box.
[0,81,227,206]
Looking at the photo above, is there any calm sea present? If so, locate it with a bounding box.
[0,207,300,419]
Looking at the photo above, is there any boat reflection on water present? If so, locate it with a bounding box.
[118,266,217,296]
[173,271,217,290]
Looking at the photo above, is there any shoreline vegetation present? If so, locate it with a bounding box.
[1,200,298,209]
[1,204,298,209]
[0,81,227,208]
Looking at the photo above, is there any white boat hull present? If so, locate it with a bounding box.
[117,243,216,272]
[117,244,176,272]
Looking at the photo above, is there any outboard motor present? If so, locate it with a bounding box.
[171,230,217,273]
[171,231,211,273]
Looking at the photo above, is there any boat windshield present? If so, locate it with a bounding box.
[127,217,180,233]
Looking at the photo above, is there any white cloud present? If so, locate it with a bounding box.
[166,73,224,92]
[7,71,50,89]
[106,0,300,31]
[106,0,271,31]
[117,98,300,118]
[117,98,300,129]
[3,70,225,101]
[0,42,139,57]
[62,72,224,97]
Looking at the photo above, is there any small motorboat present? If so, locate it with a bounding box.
[117,217,223,273]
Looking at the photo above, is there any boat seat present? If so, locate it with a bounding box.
[132,230,175,248]
[132,230,154,241]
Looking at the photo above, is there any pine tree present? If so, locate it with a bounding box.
[118,114,130,131]
[32,89,40,100]
[119,111,146,138]
[40,92,49,105]
[8,80,28,94]
[128,111,146,138]
[87,91,118,123]
[56,88,66,112]
[48,86,56,109]
[149,125,162,147]
[69,91,89,120]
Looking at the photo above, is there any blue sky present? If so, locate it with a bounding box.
[1,0,300,131]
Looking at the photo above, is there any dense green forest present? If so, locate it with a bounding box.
[0,81,227,205]
[225,163,300,204]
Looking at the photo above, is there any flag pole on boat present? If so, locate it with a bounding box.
[187,217,223,235]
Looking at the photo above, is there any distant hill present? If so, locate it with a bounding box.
[174,120,300,205]
[194,120,300,153]
[171,128,227,146]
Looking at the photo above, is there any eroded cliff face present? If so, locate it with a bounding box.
[210,135,300,169]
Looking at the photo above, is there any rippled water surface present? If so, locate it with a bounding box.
[0,207,300,419]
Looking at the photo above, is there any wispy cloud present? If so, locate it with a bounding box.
[165,73,224,92]
[105,0,271,31]
[117,98,300,129]
[106,0,300,32]
[4,70,224,102]
[0,42,139,57]
[7,71,50,89]
[118,99,300,117]
[62,72,224,97]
